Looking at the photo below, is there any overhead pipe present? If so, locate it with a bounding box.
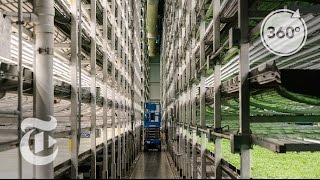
[146,0,159,57]
[34,0,55,178]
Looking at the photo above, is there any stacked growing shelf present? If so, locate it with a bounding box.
[161,0,320,178]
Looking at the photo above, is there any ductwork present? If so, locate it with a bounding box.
[147,0,159,57]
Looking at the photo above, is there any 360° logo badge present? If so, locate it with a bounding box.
[20,116,58,165]
[261,9,308,56]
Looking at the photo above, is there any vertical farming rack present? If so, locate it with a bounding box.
[161,0,320,179]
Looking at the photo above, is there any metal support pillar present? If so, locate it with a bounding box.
[178,100,182,175]
[17,0,23,178]
[111,56,116,179]
[111,0,116,178]
[34,0,54,178]
[190,2,197,174]
[117,78,121,179]
[121,100,126,177]
[77,0,82,159]
[185,1,192,173]
[117,104,121,179]
[191,0,197,80]
[129,0,135,166]
[121,49,126,178]
[126,104,129,172]
[116,5,122,177]
[102,0,109,178]
[213,0,222,179]
[191,84,197,179]
[212,0,221,51]
[214,65,222,179]
[125,43,130,170]
[200,75,207,179]
[238,0,251,179]
[70,0,80,178]
[90,0,97,178]
[200,9,207,180]
[32,24,37,179]
[175,102,179,170]
[182,100,186,178]
[186,87,191,179]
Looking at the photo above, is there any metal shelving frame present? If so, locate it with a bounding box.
[161,0,320,179]
[0,0,148,179]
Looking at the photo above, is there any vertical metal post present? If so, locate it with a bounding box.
[34,0,55,178]
[185,6,191,173]
[175,101,178,168]
[116,31,119,180]
[121,62,125,178]
[122,37,126,177]
[200,75,207,179]
[238,0,251,179]
[172,34,176,160]
[117,10,124,179]
[90,0,97,178]
[191,0,196,80]
[178,100,182,174]
[186,87,191,179]
[125,99,129,172]
[125,23,130,173]
[168,109,171,157]
[129,38,134,165]
[190,2,197,175]
[111,46,116,178]
[191,84,197,179]
[32,27,37,180]
[186,24,191,179]
[117,76,121,179]
[200,10,207,180]
[116,7,122,178]
[182,98,186,178]
[126,103,132,168]
[117,102,121,179]
[130,0,136,164]
[122,97,126,177]
[77,0,83,158]
[186,4,192,174]
[213,0,222,179]
[214,65,222,179]
[127,102,130,168]
[70,0,79,178]
[111,0,116,178]
[176,99,179,170]
[174,8,182,172]
[17,0,23,178]
[102,0,109,178]
[212,0,220,51]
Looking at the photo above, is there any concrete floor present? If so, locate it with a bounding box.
[130,152,174,179]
